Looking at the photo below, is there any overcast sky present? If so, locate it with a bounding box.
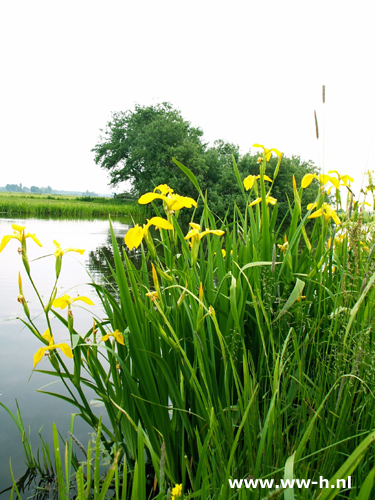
[1,1,374,197]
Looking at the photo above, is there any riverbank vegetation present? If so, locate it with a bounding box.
[0,192,142,218]
[2,147,375,499]
[92,103,320,223]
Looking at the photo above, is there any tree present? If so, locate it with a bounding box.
[203,140,246,219]
[92,103,321,225]
[92,103,208,199]
[5,183,22,192]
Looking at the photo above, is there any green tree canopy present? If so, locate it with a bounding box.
[92,103,320,225]
[92,102,207,199]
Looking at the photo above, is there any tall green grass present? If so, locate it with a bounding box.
[2,151,375,498]
[0,193,142,218]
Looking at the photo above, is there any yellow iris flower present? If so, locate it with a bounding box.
[138,184,197,212]
[307,202,341,225]
[0,224,42,253]
[243,174,273,191]
[249,196,277,207]
[184,222,225,243]
[171,484,183,499]
[253,144,282,162]
[53,294,94,309]
[101,329,125,345]
[328,170,354,187]
[125,216,173,250]
[34,329,73,367]
[53,240,85,257]
[301,173,340,190]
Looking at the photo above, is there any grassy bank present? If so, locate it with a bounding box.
[0,192,143,218]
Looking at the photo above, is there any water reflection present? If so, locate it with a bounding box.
[0,215,143,497]
[86,233,145,294]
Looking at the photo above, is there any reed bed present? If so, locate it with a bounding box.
[0,193,142,218]
[2,151,375,499]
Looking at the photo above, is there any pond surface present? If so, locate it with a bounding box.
[0,216,138,497]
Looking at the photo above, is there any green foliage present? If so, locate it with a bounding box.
[5,183,23,192]
[3,407,125,500]
[0,192,143,218]
[92,102,207,200]
[92,103,321,225]
[3,159,375,498]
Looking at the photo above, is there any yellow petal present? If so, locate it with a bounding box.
[266,196,277,205]
[243,175,255,191]
[34,347,48,367]
[263,175,273,182]
[340,175,354,186]
[42,328,54,344]
[53,295,70,309]
[189,222,201,231]
[63,247,85,255]
[184,229,199,240]
[171,484,183,498]
[138,193,166,205]
[200,229,225,239]
[101,334,111,342]
[331,212,341,225]
[319,174,331,185]
[168,194,197,210]
[249,198,261,207]
[125,225,144,250]
[71,248,85,255]
[146,217,173,230]
[308,208,323,219]
[0,235,14,252]
[270,148,282,159]
[301,174,318,189]
[71,296,94,306]
[12,224,26,233]
[307,202,318,210]
[56,343,73,358]
[53,240,62,257]
[26,233,42,247]
[154,184,173,195]
[329,176,340,189]
[113,330,125,345]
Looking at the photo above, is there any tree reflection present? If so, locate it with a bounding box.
[87,233,144,291]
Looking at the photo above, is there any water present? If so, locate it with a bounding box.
[0,216,136,497]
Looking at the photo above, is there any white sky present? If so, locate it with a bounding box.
[1,1,374,197]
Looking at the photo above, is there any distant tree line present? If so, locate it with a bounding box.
[92,102,320,222]
[0,184,104,197]
[0,183,53,193]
